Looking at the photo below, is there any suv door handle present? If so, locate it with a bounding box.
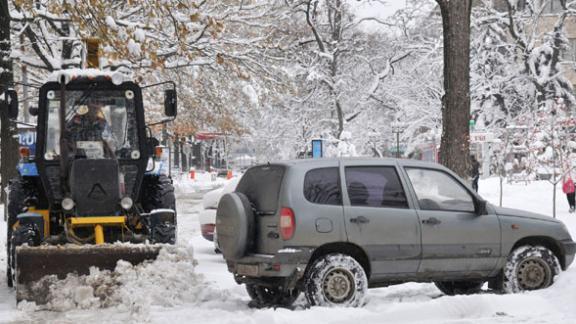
[422,217,441,225]
[350,216,370,224]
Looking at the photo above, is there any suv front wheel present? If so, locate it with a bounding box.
[502,245,560,293]
[304,253,368,307]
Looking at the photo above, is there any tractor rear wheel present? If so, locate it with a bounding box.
[141,175,177,243]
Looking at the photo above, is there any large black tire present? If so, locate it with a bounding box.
[501,245,560,293]
[140,175,177,244]
[6,178,35,288]
[434,280,484,296]
[304,253,368,307]
[216,192,255,260]
[141,175,176,212]
[245,284,300,308]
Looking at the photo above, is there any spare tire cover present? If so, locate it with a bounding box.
[216,192,254,260]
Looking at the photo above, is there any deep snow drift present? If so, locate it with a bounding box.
[0,176,574,323]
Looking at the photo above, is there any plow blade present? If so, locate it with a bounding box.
[15,244,162,303]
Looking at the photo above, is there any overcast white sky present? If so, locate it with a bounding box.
[356,0,407,17]
[353,0,408,32]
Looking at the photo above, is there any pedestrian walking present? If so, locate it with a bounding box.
[470,155,480,192]
[563,174,575,213]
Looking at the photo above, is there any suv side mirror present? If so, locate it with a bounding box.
[475,199,488,216]
[5,89,18,120]
[164,89,177,117]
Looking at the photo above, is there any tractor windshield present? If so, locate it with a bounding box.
[44,89,140,160]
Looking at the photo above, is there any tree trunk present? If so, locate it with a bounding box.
[436,0,472,178]
[330,1,344,139]
[0,0,18,202]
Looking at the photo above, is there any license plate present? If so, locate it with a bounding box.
[237,264,259,276]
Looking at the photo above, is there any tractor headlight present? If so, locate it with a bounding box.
[120,197,133,210]
[62,198,75,211]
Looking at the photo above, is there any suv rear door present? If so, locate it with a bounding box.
[342,160,422,278]
[402,166,501,277]
[235,164,286,254]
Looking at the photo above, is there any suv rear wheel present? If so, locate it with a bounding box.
[245,284,300,308]
[501,245,560,293]
[304,253,367,307]
[434,281,484,295]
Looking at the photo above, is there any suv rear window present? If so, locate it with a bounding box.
[236,164,285,214]
[345,166,408,209]
[304,167,342,205]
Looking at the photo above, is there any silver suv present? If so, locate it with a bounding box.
[216,159,576,307]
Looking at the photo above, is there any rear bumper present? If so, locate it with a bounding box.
[561,239,576,269]
[227,248,313,287]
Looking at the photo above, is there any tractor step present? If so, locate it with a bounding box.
[15,244,162,303]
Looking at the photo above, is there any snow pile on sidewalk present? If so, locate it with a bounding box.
[22,245,222,315]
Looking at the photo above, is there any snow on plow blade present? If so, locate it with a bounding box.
[15,244,161,303]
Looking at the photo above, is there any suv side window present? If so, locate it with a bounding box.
[304,167,342,205]
[405,168,475,212]
[345,167,408,209]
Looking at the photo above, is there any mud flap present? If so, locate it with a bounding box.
[15,244,161,303]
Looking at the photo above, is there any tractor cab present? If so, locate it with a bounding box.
[37,76,149,217]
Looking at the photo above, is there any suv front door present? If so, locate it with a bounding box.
[404,167,500,277]
[342,162,422,278]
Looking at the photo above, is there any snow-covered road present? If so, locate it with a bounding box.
[0,177,574,323]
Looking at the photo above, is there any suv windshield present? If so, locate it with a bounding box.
[44,89,139,160]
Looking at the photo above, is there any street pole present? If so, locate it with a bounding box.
[392,122,404,159]
[396,132,400,158]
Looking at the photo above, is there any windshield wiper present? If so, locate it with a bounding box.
[65,83,98,122]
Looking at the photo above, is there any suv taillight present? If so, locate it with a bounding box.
[280,207,295,240]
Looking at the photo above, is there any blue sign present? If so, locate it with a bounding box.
[312,139,323,158]
[18,130,36,157]
[18,162,38,176]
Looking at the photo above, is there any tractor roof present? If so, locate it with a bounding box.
[47,69,130,85]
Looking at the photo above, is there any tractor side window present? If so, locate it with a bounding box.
[45,101,61,160]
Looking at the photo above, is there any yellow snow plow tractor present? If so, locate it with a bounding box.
[4,61,178,302]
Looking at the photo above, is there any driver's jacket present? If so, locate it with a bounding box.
[66,114,116,158]
[67,114,112,143]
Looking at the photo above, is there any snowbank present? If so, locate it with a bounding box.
[19,245,222,319]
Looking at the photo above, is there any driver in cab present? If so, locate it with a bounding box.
[67,101,116,158]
